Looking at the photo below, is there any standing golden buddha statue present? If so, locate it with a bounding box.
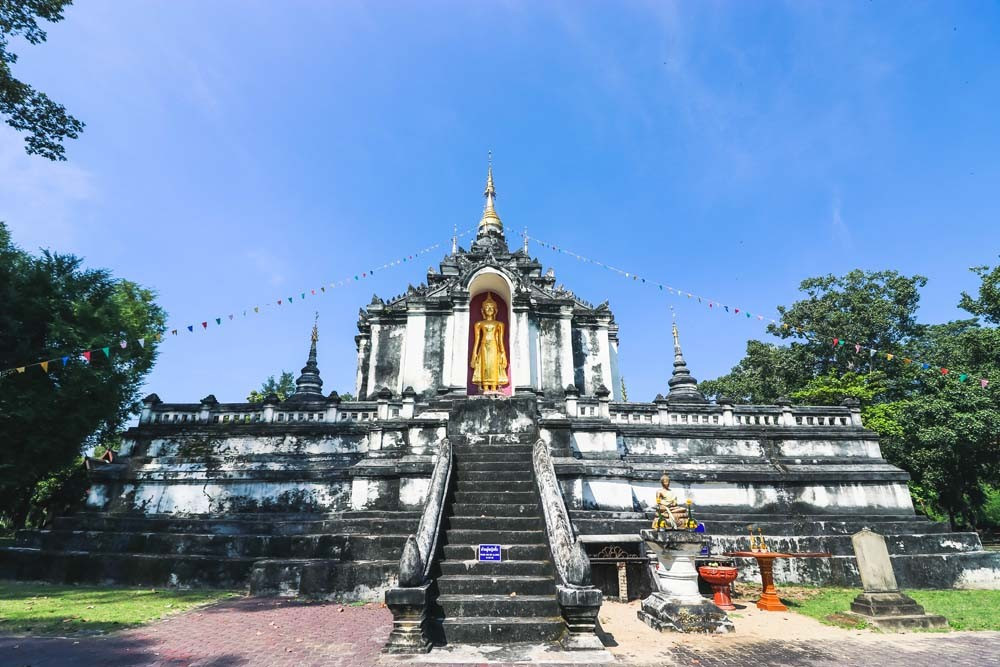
[470,292,508,393]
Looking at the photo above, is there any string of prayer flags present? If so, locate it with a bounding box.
[2,228,475,378]
[526,231,996,392]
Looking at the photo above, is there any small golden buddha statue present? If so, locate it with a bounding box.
[652,473,690,530]
[470,292,508,393]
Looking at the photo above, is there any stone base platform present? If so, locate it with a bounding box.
[637,592,735,634]
[0,510,418,599]
[571,510,1000,589]
[846,592,948,631]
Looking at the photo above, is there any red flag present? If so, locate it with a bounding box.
[833,338,839,347]
[940,368,949,375]
[82,351,92,363]
[201,322,208,329]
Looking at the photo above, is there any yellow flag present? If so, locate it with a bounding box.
[40,361,49,372]
[886,353,894,361]
[16,367,25,373]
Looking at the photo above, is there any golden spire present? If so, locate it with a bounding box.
[478,152,503,236]
[311,312,319,343]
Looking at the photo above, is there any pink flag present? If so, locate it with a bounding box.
[982,379,990,388]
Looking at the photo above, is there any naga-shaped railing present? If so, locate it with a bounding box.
[397,437,452,587]
[533,438,603,650]
[532,438,592,588]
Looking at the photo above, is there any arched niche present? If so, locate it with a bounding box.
[467,269,514,396]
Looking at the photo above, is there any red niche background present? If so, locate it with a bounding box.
[467,291,512,396]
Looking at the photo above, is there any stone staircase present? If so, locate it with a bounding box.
[432,433,563,644]
[0,511,418,598]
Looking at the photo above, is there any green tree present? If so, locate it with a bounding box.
[0,223,165,528]
[700,270,928,402]
[247,371,296,403]
[1,1,84,160]
[960,261,1000,325]
[699,268,1000,529]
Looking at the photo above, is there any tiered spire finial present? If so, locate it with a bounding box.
[477,151,504,239]
[667,313,706,403]
[294,312,324,398]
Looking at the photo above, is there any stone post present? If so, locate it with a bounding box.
[199,394,218,423]
[842,397,863,426]
[139,393,161,424]
[262,393,279,423]
[401,386,416,419]
[777,396,793,426]
[595,384,611,419]
[376,386,392,421]
[382,584,432,654]
[564,384,580,417]
[654,394,669,425]
[718,396,734,426]
[325,391,341,423]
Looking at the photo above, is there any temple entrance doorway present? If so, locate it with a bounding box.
[467,272,513,396]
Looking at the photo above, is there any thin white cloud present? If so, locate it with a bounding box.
[0,131,98,252]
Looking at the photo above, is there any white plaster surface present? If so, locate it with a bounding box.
[399,476,430,509]
[120,481,348,514]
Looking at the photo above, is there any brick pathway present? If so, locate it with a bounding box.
[2,597,998,667]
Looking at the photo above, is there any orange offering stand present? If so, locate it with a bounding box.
[724,551,830,612]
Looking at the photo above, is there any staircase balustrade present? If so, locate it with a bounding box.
[532,438,604,650]
[383,436,453,654]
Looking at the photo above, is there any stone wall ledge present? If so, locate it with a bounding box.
[552,459,910,482]
[562,424,879,438]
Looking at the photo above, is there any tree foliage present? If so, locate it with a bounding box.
[699,267,1000,529]
[0,223,165,527]
[247,371,296,403]
[0,0,84,160]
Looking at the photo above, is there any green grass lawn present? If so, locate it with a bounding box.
[781,586,1000,632]
[0,581,238,636]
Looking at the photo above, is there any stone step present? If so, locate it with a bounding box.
[438,616,564,644]
[449,434,537,446]
[451,503,540,517]
[572,517,951,537]
[570,510,931,522]
[710,532,984,556]
[731,549,1000,590]
[442,544,550,561]
[453,491,536,505]
[249,558,398,599]
[454,452,533,463]
[445,529,546,545]
[448,516,540,531]
[455,480,535,493]
[14,530,407,560]
[452,444,534,454]
[51,513,419,536]
[455,470,530,482]
[436,594,559,618]
[0,547,255,588]
[455,461,532,473]
[439,559,553,577]
[435,574,557,596]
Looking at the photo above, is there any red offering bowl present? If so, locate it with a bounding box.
[698,565,739,610]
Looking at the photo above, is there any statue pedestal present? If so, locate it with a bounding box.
[637,530,734,634]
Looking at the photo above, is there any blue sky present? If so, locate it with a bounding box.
[2,1,999,405]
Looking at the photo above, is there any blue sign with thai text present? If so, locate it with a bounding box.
[478,544,502,562]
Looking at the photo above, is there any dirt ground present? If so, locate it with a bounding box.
[598,593,863,664]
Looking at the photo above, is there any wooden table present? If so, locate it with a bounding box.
[724,551,830,611]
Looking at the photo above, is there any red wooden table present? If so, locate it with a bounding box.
[724,551,831,611]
